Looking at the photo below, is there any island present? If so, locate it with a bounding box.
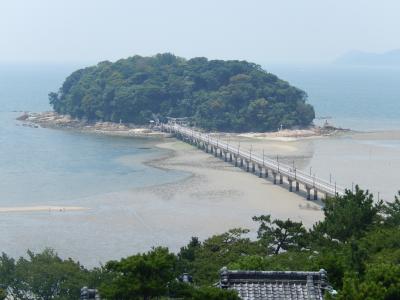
[48,53,315,132]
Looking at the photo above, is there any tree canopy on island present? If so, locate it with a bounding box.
[49,53,315,132]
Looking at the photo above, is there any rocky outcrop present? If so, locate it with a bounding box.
[17,112,168,137]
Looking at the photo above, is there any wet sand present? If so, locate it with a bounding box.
[132,139,323,233]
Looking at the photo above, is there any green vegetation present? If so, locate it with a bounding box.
[49,53,315,132]
[1,187,399,299]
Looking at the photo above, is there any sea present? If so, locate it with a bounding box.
[1,63,399,265]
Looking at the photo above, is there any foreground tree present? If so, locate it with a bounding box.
[313,186,383,243]
[252,215,307,254]
[0,249,90,300]
[100,247,176,300]
[337,263,400,300]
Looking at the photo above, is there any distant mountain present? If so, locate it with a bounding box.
[335,49,400,66]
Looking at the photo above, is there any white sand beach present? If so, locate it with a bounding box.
[0,206,87,213]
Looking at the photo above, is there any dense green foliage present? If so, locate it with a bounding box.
[1,187,399,299]
[49,53,315,132]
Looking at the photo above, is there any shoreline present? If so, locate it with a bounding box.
[17,111,169,138]
[17,111,351,141]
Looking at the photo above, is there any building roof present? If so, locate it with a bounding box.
[219,268,332,300]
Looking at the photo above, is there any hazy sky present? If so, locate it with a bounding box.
[1,0,399,64]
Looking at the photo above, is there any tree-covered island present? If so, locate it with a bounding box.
[49,53,315,132]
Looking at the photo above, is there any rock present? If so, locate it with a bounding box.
[16,113,29,121]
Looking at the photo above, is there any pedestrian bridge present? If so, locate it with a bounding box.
[161,123,345,200]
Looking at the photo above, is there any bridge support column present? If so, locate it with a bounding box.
[214,148,218,157]
[240,158,243,167]
[234,156,238,167]
[265,168,268,178]
[246,161,250,172]
[219,149,223,158]
[314,189,318,200]
[205,144,209,153]
[224,152,227,162]
[229,153,232,162]
[306,187,311,200]
[273,172,277,184]
[279,174,283,184]
[296,182,299,192]
[258,165,262,178]
[252,163,255,173]
[288,179,293,192]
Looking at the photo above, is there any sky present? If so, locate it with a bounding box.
[1,0,399,65]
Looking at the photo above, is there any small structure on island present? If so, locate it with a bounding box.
[178,272,194,284]
[166,117,192,126]
[219,267,335,300]
[80,287,101,300]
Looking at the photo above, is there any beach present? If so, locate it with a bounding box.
[0,206,86,213]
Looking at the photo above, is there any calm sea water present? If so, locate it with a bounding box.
[269,65,400,200]
[1,63,399,264]
[0,64,187,207]
[268,64,400,131]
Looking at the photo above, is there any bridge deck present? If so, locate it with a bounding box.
[162,123,345,198]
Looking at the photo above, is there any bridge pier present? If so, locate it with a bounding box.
[273,172,277,184]
[210,146,213,154]
[296,181,300,192]
[279,174,283,184]
[306,187,311,200]
[258,165,262,178]
[234,156,238,167]
[240,158,243,167]
[246,160,250,172]
[252,162,255,173]
[224,152,227,162]
[314,189,318,200]
[219,149,223,158]
[265,168,268,178]
[205,144,209,153]
[229,153,232,162]
[288,179,293,192]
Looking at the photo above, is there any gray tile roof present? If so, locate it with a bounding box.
[219,268,332,300]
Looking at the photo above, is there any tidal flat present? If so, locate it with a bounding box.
[3,123,400,267]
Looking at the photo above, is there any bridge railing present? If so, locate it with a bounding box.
[164,124,345,196]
